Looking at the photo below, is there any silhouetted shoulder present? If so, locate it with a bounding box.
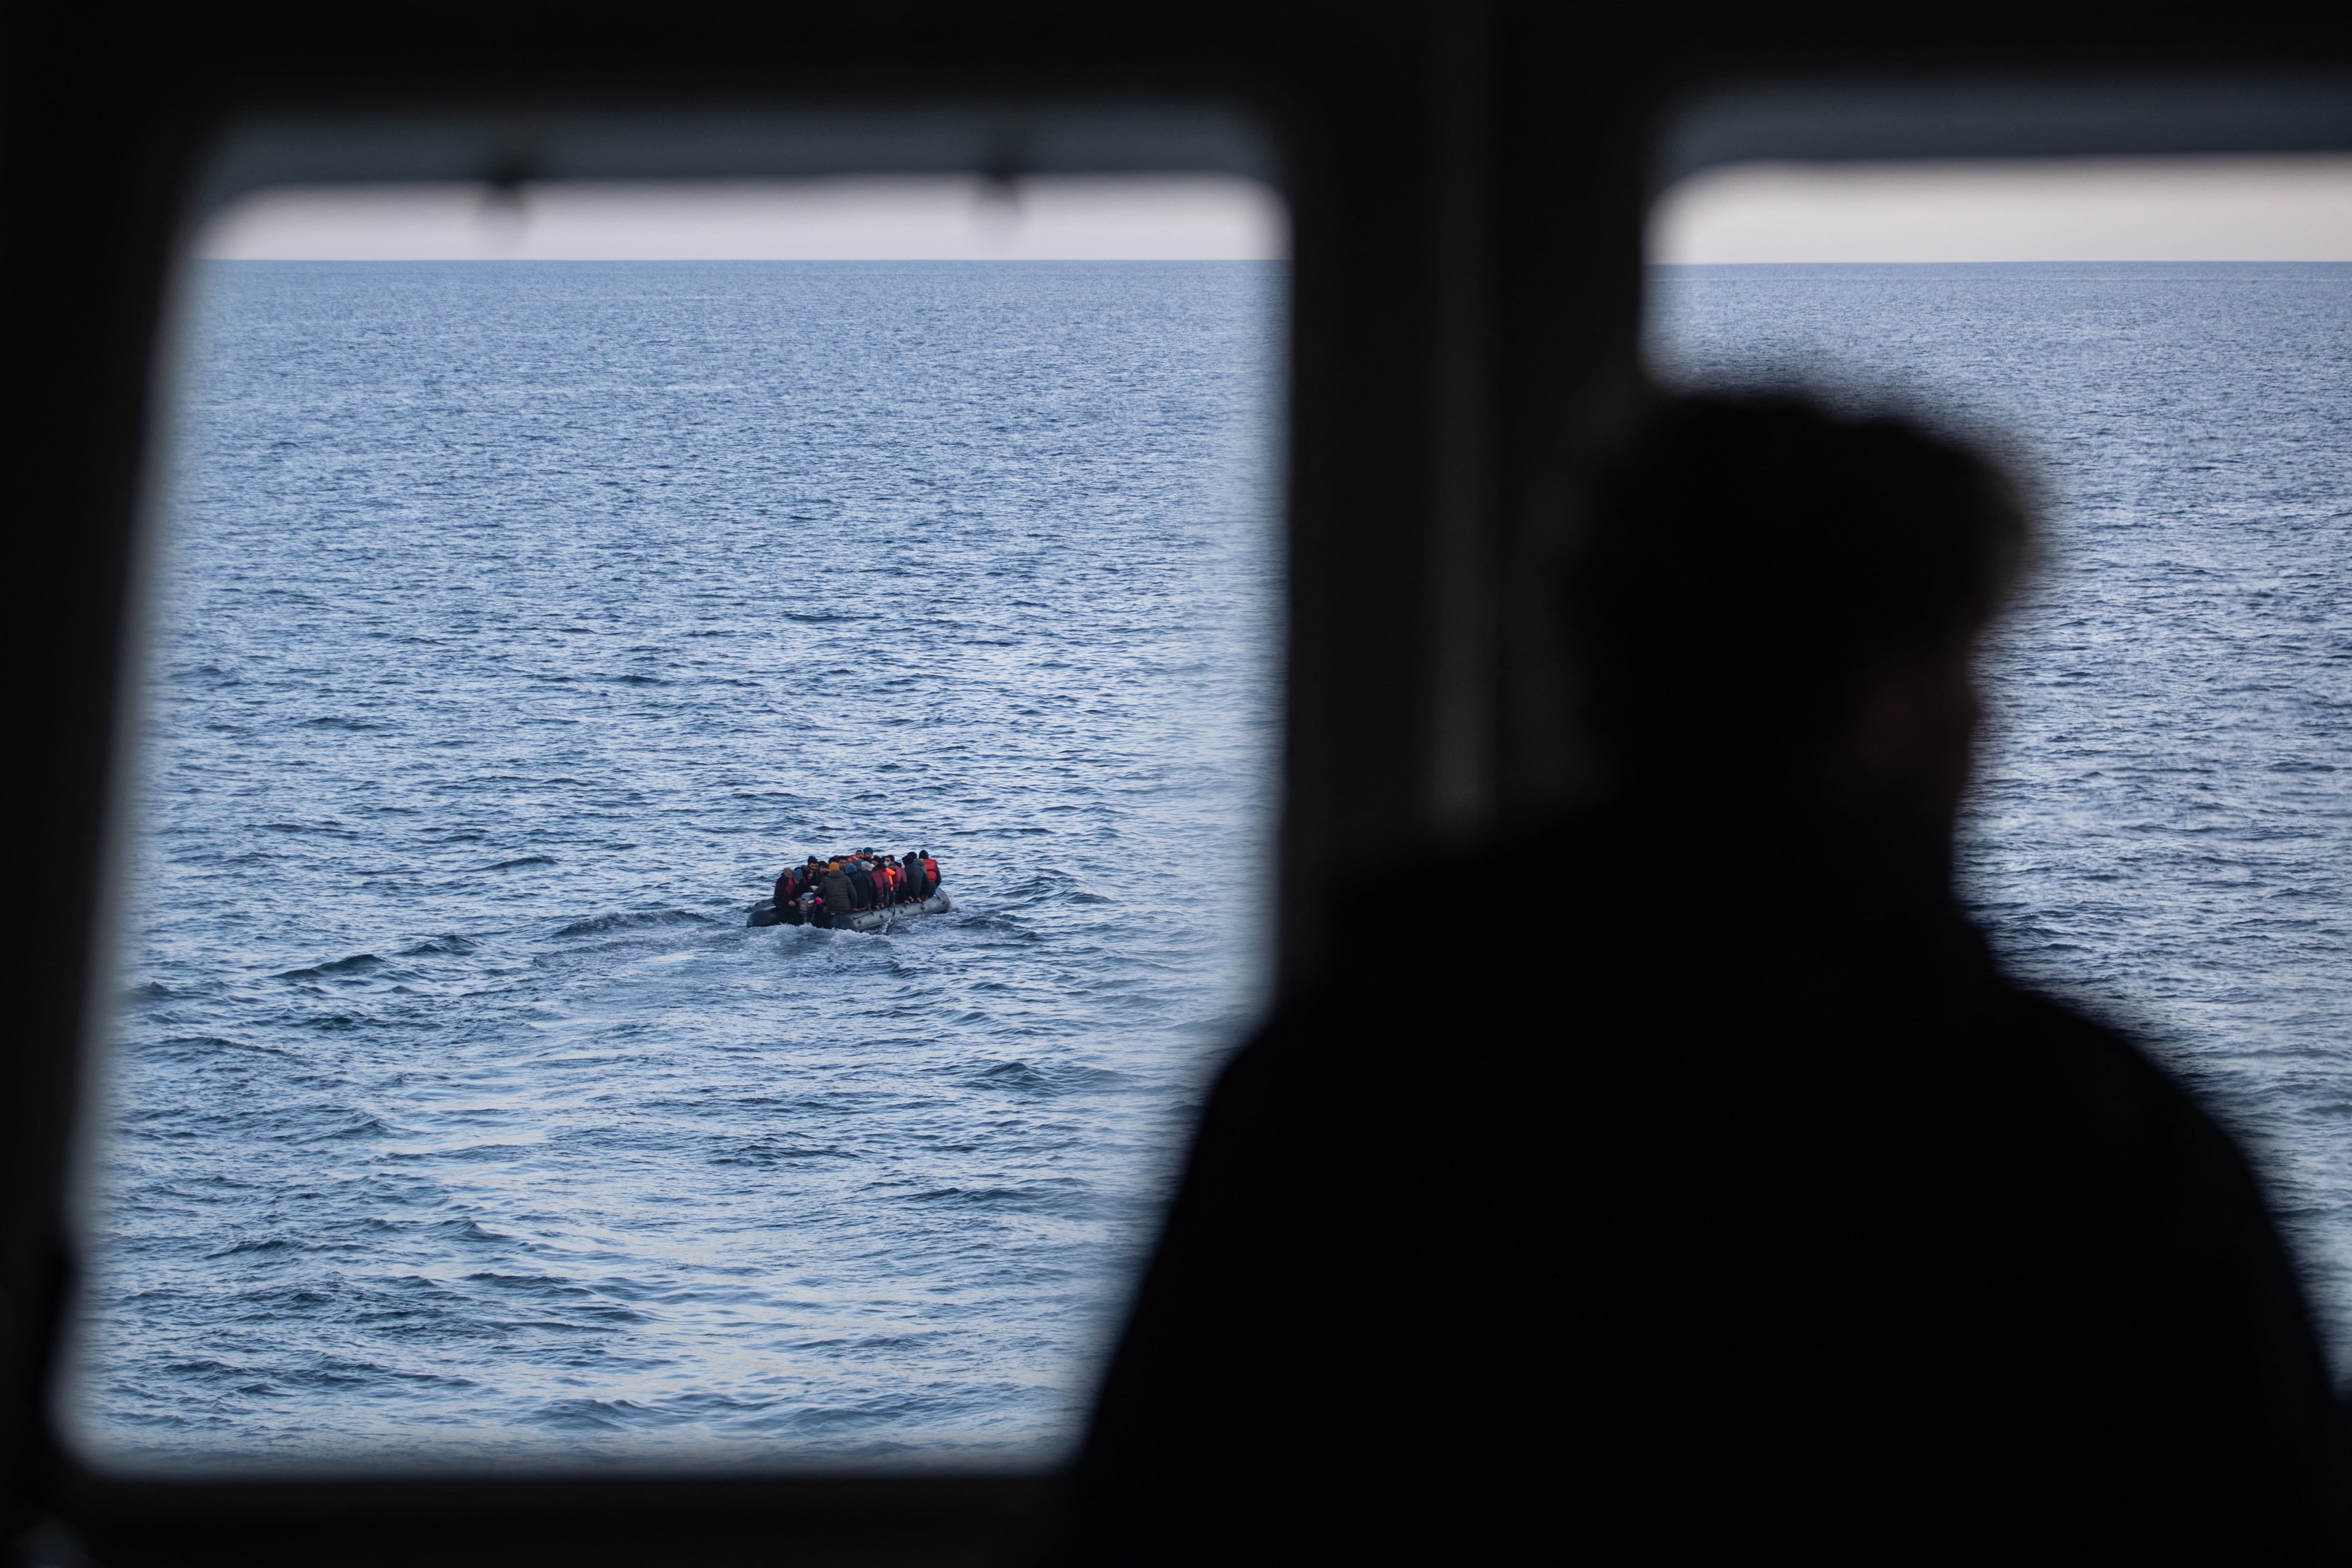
[2000,987,2262,1198]
[1983,984,2348,1558]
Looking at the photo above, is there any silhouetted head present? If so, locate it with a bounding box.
[1559,390,2031,817]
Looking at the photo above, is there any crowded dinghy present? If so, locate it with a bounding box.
[747,847,951,932]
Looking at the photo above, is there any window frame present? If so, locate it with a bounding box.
[8,8,2346,1562]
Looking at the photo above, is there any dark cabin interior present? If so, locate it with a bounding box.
[7,5,2348,1563]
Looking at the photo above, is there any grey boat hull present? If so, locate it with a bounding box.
[846,892,953,931]
[746,891,953,931]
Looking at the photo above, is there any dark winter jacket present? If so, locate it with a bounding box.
[1046,797,2347,1565]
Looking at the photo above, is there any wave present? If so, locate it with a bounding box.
[276,953,384,980]
[550,909,713,938]
[528,1397,678,1431]
[148,1034,292,1062]
[463,1270,584,1293]
[300,1112,391,1143]
[899,1184,1054,1207]
[399,935,477,956]
[970,1058,1127,1097]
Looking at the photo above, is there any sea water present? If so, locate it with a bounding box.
[75,261,1284,1466]
[73,260,2350,1470]
[1653,262,2352,1382]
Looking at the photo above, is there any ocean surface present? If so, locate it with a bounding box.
[1653,262,2352,1381]
[74,259,2349,1471]
[75,261,1285,1467]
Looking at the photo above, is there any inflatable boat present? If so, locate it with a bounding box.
[747,890,954,932]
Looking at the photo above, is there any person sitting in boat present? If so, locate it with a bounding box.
[845,856,877,911]
[901,851,931,901]
[920,850,941,892]
[771,861,809,925]
[822,858,856,917]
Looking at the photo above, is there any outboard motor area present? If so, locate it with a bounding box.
[749,848,951,932]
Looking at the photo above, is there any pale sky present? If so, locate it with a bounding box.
[198,156,2352,265]
[1651,154,2352,263]
[197,175,1289,261]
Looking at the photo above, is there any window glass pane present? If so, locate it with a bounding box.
[72,174,1287,1467]
[1646,154,2352,1382]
